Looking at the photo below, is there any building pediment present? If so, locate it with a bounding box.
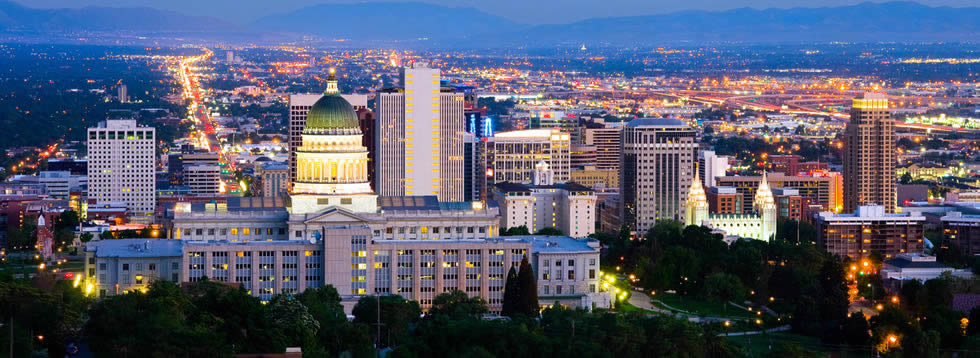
[300,207,372,224]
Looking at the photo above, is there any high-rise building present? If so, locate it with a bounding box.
[621,118,696,233]
[226,50,234,63]
[486,129,570,186]
[87,120,156,221]
[118,84,128,103]
[492,162,597,238]
[716,172,842,213]
[698,150,729,188]
[570,144,597,169]
[844,93,896,213]
[356,108,377,191]
[256,162,288,197]
[375,64,466,202]
[184,164,220,196]
[287,79,367,192]
[463,133,487,202]
[583,126,623,171]
[815,205,923,259]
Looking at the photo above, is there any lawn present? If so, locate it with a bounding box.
[650,292,756,319]
[726,332,854,357]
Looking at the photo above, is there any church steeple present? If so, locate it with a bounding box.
[685,172,709,227]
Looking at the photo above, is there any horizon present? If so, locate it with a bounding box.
[8,0,979,25]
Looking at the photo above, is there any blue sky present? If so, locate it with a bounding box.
[12,0,978,24]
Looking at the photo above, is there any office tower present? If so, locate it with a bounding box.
[87,120,156,221]
[492,162,597,238]
[375,64,465,202]
[356,108,377,191]
[698,150,729,188]
[583,125,623,171]
[620,118,696,233]
[118,85,128,103]
[706,186,743,214]
[288,82,367,192]
[38,171,87,199]
[463,133,487,202]
[486,129,570,186]
[184,164,220,195]
[769,155,827,176]
[226,50,234,63]
[570,144,597,169]
[256,162,288,197]
[843,93,896,213]
[815,205,923,259]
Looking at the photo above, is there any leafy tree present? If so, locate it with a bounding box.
[267,295,319,351]
[924,273,954,308]
[184,279,286,354]
[969,306,980,336]
[517,255,539,317]
[900,280,927,314]
[429,290,488,320]
[921,306,966,348]
[54,210,80,232]
[99,230,115,240]
[843,314,871,346]
[703,272,745,314]
[534,227,563,236]
[501,266,519,317]
[351,295,421,349]
[501,225,531,236]
[7,216,36,250]
[79,232,94,243]
[295,285,371,356]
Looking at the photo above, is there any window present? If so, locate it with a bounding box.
[135,263,143,271]
[589,269,595,279]
[122,264,129,271]
[568,270,575,280]
[172,262,178,270]
[543,286,550,294]
[544,260,549,267]
[149,264,156,271]
[88,257,95,264]
[567,260,574,266]
[295,230,303,238]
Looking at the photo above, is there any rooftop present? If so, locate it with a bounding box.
[523,236,600,254]
[625,117,689,128]
[85,239,184,258]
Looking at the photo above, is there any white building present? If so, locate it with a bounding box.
[31,171,86,199]
[530,236,607,309]
[492,162,596,237]
[87,120,156,222]
[881,254,973,282]
[84,239,184,297]
[375,64,466,202]
[487,129,571,186]
[620,118,697,233]
[685,172,777,241]
[184,164,220,196]
[288,80,367,192]
[698,150,729,188]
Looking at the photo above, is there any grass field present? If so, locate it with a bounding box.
[727,332,874,357]
[651,292,756,319]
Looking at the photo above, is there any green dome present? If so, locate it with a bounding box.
[304,94,359,133]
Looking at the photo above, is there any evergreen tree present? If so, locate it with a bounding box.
[517,255,539,317]
[501,266,519,317]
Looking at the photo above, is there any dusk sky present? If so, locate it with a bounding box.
[11,0,979,24]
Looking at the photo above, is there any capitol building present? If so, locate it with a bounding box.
[86,74,607,312]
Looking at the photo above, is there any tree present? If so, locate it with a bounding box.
[501,226,531,236]
[99,230,114,240]
[900,280,926,314]
[267,295,319,351]
[351,295,421,349]
[184,279,286,354]
[924,273,954,308]
[517,255,539,317]
[429,290,488,320]
[703,272,745,314]
[295,285,371,356]
[79,232,94,243]
[7,216,36,250]
[502,266,519,317]
[534,227,563,236]
[54,210,80,232]
[843,314,871,346]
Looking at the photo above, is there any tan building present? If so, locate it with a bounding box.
[583,126,623,170]
[896,163,950,181]
[487,129,570,185]
[621,118,697,233]
[256,162,288,197]
[814,205,924,259]
[492,162,597,238]
[844,93,896,213]
[570,165,618,189]
[716,172,841,212]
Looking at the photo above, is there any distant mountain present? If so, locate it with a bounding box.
[518,1,980,44]
[251,2,522,40]
[0,0,240,33]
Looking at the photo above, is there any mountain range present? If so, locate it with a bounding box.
[1,1,979,44]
